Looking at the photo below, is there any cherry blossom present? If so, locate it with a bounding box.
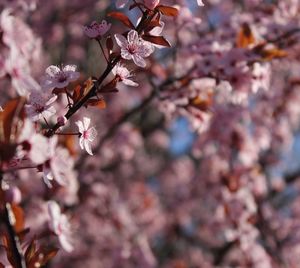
[75,117,97,155]
[83,20,111,39]
[41,65,80,91]
[17,120,49,165]
[42,137,73,187]
[112,63,138,87]
[4,47,40,96]
[25,91,57,122]
[48,201,74,252]
[115,30,155,68]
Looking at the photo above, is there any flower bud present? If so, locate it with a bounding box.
[5,186,22,204]
[57,116,67,126]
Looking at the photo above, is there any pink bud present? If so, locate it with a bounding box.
[5,186,22,204]
[143,0,160,10]
[57,116,67,126]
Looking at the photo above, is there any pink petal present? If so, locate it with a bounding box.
[127,30,138,43]
[132,54,146,68]
[123,79,138,87]
[83,117,91,130]
[45,65,61,77]
[115,34,128,48]
[84,139,93,155]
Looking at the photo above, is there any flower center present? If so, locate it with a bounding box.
[127,44,137,54]
[34,103,44,113]
[56,72,68,83]
[83,130,89,139]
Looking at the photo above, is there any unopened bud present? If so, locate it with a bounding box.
[5,186,22,204]
[57,116,67,126]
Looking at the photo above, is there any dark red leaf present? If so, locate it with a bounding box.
[156,5,179,17]
[106,36,114,53]
[142,35,171,47]
[107,12,135,29]
[0,97,26,142]
[85,98,106,109]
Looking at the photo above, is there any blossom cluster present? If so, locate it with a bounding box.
[1,0,300,267]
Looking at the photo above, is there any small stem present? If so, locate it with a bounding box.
[55,132,80,136]
[43,116,50,128]
[97,39,109,63]
[3,166,38,174]
[65,88,72,108]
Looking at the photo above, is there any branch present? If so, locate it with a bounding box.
[0,173,26,268]
[45,10,158,138]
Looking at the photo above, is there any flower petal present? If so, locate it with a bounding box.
[83,117,91,130]
[115,34,128,48]
[132,54,146,68]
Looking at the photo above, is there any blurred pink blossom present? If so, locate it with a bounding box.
[48,200,74,252]
[83,20,111,39]
[25,91,57,122]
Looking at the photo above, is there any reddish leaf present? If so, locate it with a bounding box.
[25,239,37,263]
[190,95,213,111]
[0,262,5,268]
[1,234,17,267]
[260,48,287,60]
[156,5,179,17]
[72,78,95,104]
[106,36,114,53]
[107,12,135,29]
[52,88,66,95]
[144,20,162,33]
[72,85,83,103]
[0,142,17,163]
[142,35,171,47]
[86,98,107,109]
[236,23,255,48]
[62,134,78,156]
[11,204,25,233]
[0,97,26,142]
[39,247,59,266]
[100,79,118,93]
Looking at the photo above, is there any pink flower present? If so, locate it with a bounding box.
[115,30,155,68]
[83,20,111,39]
[75,117,97,155]
[116,0,128,8]
[47,201,74,252]
[42,65,80,91]
[42,137,74,187]
[17,120,49,165]
[25,91,57,122]
[144,0,160,10]
[5,47,40,96]
[112,63,138,87]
